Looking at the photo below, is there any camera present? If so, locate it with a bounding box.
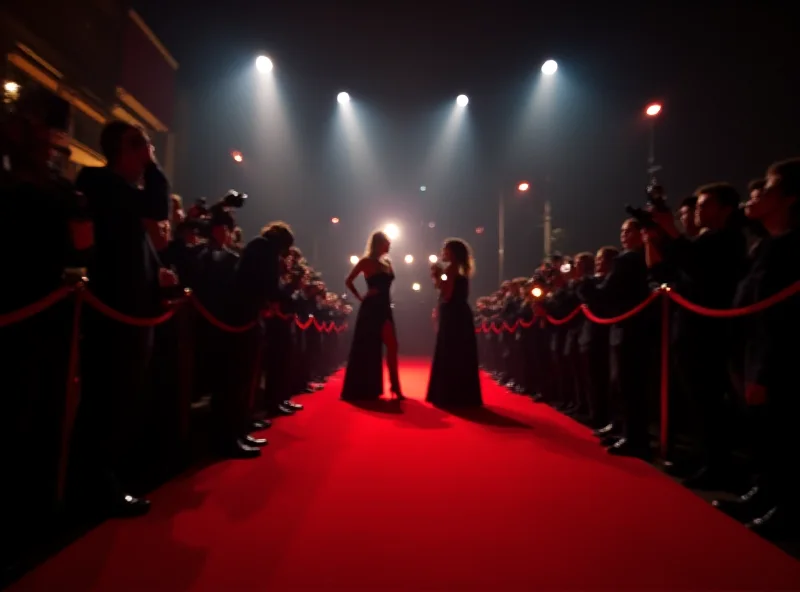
[625,179,668,229]
[221,190,247,209]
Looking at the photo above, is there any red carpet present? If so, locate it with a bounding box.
[13,358,800,590]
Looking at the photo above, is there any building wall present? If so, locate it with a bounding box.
[1,1,177,180]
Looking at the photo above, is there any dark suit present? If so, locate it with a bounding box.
[734,228,800,507]
[662,223,747,469]
[580,248,654,448]
[577,275,611,427]
[71,163,169,503]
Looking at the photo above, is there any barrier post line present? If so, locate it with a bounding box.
[57,285,85,505]
[659,285,670,462]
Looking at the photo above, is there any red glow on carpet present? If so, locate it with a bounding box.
[12,358,800,590]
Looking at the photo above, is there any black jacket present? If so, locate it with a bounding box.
[76,164,169,317]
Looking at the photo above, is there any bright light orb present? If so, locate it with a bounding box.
[518,182,530,192]
[404,254,414,264]
[441,274,448,281]
[541,60,558,75]
[331,217,340,224]
[456,94,469,107]
[420,186,427,192]
[4,81,20,93]
[412,283,421,292]
[337,91,350,104]
[232,151,243,163]
[428,221,436,229]
[646,103,662,117]
[429,254,438,264]
[475,227,484,234]
[383,223,399,240]
[256,56,273,73]
[349,255,359,265]
[532,287,543,298]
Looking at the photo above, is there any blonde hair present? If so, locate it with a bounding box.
[364,230,390,260]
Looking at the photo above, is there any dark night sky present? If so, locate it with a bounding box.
[134,0,798,295]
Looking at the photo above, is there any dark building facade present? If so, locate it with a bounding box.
[1,0,177,179]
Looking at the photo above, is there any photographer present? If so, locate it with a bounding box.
[579,219,652,459]
[72,121,177,517]
[721,158,800,536]
[645,183,748,489]
[578,247,617,429]
[194,205,263,458]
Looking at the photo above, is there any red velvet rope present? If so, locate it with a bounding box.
[0,283,349,334]
[474,282,800,334]
[0,285,73,327]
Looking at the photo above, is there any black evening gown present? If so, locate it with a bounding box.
[341,271,396,400]
[426,275,483,406]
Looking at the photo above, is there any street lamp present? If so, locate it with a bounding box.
[255,56,273,73]
[645,102,663,178]
[337,91,350,104]
[646,103,662,117]
[541,60,558,75]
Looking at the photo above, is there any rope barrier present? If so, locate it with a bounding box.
[0,286,74,327]
[0,282,350,333]
[474,281,800,333]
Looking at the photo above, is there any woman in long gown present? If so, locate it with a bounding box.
[341,231,404,401]
[426,238,483,407]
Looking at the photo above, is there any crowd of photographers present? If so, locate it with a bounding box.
[476,164,800,540]
[1,87,351,556]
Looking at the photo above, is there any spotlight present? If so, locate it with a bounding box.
[441,274,448,281]
[429,254,438,264]
[541,60,558,75]
[337,91,350,104]
[412,283,421,292]
[420,185,427,192]
[256,56,273,73]
[383,223,399,240]
[646,103,662,117]
[232,151,244,163]
[349,255,359,265]
[475,227,484,234]
[428,221,436,229]
[331,217,340,224]
[532,287,543,298]
[518,182,530,192]
[404,254,414,264]
[4,81,20,94]
[456,94,469,107]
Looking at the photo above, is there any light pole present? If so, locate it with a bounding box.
[498,182,530,284]
[645,102,662,179]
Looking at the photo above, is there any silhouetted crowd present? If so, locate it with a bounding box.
[0,87,351,565]
[476,168,800,541]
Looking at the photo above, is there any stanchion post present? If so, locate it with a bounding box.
[57,283,85,505]
[659,285,670,462]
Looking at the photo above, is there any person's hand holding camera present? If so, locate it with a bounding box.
[647,205,680,238]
